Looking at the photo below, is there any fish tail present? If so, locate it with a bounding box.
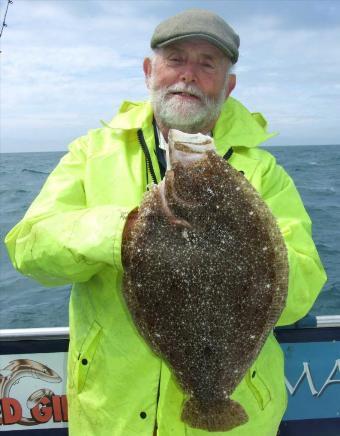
[181,397,248,432]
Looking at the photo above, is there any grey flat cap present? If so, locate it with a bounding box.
[151,9,240,64]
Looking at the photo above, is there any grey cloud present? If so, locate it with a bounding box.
[1,0,339,152]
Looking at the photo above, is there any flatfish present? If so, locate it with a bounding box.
[122,129,288,431]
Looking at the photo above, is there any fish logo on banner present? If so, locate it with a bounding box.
[0,359,68,426]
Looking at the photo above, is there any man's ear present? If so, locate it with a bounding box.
[143,58,152,89]
[225,74,236,98]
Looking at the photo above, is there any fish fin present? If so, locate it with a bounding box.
[181,397,248,432]
[158,176,192,228]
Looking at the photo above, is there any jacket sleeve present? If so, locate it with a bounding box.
[260,152,327,326]
[4,136,130,286]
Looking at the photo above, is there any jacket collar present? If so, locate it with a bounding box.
[106,100,154,131]
[106,97,276,149]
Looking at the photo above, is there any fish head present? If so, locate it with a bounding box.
[28,360,62,383]
[165,130,221,210]
[168,129,215,169]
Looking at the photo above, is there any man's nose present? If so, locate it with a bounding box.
[179,63,197,83]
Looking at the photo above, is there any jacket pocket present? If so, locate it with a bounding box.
[245,364,271,410]
[74,320,103,393]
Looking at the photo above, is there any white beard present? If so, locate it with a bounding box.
[149,77,228,134]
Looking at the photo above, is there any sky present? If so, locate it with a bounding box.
[1,0,340,152]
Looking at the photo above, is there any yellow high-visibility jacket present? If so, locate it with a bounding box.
[5,97,327,436]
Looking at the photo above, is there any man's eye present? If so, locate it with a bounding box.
[169,58,181,63]
[202,63,214,69]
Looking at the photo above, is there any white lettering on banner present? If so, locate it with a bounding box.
[285,362,318,396]
[285,360,340,397]
[317,359,340,397]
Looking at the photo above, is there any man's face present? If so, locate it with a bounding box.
[144,39,234,134]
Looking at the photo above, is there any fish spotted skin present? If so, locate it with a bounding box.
[122,147,288,432]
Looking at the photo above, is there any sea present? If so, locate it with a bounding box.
[1,145,339,329]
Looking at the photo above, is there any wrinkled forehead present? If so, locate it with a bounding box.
[156,37,229,62]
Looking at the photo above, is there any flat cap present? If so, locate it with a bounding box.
[151,9,240,64]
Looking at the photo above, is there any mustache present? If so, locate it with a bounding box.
[164,83,207,102]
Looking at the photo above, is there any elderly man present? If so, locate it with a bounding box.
[5,9,326,436]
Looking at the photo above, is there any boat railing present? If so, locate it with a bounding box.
[1,314,340,340]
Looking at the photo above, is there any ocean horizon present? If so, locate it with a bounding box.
[2,143,340,155]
